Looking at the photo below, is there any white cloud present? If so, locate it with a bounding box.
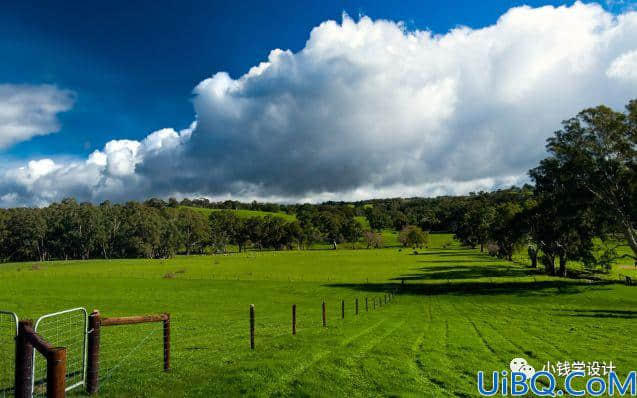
[607,49,637,83]
[0,84,75,149]
[2,2,637,206]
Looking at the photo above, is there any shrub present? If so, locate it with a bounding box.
[487,243,499,257]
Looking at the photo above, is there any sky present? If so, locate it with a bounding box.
[0,0,636,206]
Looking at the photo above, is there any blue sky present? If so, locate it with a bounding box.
[1,1,636,205]
[1,0,616,159]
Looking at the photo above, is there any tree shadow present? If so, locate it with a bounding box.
[552,309,637,319]
[395,264,534,281]
[412,250,480,256]
[416,259,510,264]
[325,280,614,298]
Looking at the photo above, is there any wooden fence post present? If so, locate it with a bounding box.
[15,320,34,398]
[365,297,368,312]
[86,310,101,394]
[341,300,345,319]
[373,298,376,310]
[292,304,296,335]
[163,313,170,371]
[250,304,255,350]
[47,347,66,398]
[322,302,326,327]
[355,298,359,315]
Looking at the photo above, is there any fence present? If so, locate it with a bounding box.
[15,319,67,398]
[0,290,397,397]
[86,311,170,394]
[0,311,18,398]
[32,308,87,396]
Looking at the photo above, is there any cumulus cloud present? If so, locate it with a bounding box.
[0,84,75,149]
[2,2,637,206]
[607,49,637,83]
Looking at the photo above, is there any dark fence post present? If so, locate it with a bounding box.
[163,313,170,371]
[365,297,368,312]
[322,302,326,327]
[15,320,34,398]
[341,300,345,319]
[355,298,359,315]
[250,304,255,350]
[47,347,66,398]
[373,298,376,310]
[292,304,296,335]
[86,310,101,394]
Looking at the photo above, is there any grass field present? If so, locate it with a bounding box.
[183,206,297,222]
[1,234,636,397]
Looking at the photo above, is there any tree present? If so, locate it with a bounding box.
[157,211,181,258]
[261,216,286,249]
[177,208,210,255]
[284,221,303,250]
[318,212,343,249]
[488,202,524,261]
[167,197,179,208]
[364,231,384,248]
[209,211,240,253]
[5,208,47,261]
[95,201,124,259]
[455,197,496,251]
[398,225,428,248]
[538,100,636,261]
[0,209,8,261]
[529,156,597,276]
[341,218,363,249]
[300,223,321,250]
[364,206,391,231]
[121,203,163,258]
[391,211,409,231]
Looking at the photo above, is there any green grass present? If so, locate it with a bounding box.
[183,206,297,221]
[1,235,636,397]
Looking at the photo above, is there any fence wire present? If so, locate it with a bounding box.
[0,311,18,398]
[0,293,396,397]
[32,308,87,397]
[95,293,397,396]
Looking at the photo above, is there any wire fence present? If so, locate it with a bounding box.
[0,292,397,396]
[95,293,397,395]
[32,308,87,397]
[0,311,18,398]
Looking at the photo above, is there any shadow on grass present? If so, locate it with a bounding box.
[411,250,480,256]
[553,309,637,319]
[416,259,510,264]
[397,264,534,281]
[325,280,615,297]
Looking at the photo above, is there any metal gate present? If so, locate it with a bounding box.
[0,311,18,398]
[32,308,88,396]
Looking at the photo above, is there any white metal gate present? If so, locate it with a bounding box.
[32,308,88,396]
[0,311,18,398]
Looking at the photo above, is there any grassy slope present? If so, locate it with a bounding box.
[183,206,297,221]
[1,236,636,397]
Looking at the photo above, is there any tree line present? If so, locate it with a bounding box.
[0,199,367,262]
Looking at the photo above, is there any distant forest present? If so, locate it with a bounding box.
[0,188,526,262]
